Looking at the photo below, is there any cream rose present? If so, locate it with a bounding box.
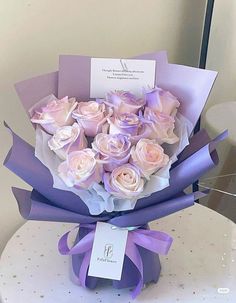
[130,138,169,179]
[103,164,144,199]
[48,123,87,160]
[58,149,102,189]
[72,100,111,137]
[31,96,77,134]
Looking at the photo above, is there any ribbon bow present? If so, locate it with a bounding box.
[58,223,173,299]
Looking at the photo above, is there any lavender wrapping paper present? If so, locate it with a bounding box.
[157,63,217,132]
[14,72,58,114]
[110,191,206,227]
[12,188,109,224]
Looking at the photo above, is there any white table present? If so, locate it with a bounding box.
[1,204,236,303]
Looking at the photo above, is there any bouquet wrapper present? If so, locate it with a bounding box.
[72,225,161,294]
[3,51,227,298]
[57,191,205,298]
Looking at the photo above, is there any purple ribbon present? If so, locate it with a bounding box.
[58,223,173,299]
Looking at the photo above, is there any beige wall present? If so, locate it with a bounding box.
[204,0,236,111]
[0,0,206,252]
[200,0,236,221]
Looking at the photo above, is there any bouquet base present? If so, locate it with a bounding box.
[71,225,161,291]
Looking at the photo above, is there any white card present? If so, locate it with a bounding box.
[88,222,128,280]
[90,58,156,98]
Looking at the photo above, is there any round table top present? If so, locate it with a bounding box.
[205,101,236,145]
[1,204,236,303]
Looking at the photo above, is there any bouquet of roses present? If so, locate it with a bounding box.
[3,52,226,298]
[30,87,190,215]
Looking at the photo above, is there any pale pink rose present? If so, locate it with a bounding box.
[31,96,77,134]
[104,90,145,114]
[108,113,140,136]
[143,107,179,144]
[72,100,111,137]
[92,133,131,172]
[48,123,87,160]
[130,138,169,179]
[103,164,144,199]
[145,87,180,116]
[58,149,103,189]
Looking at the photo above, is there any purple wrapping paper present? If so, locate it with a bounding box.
[14,72,58,114]
[57,222,173,298]
[12,188,109,224]
[109,191,206,227]
[173,128,211,167]
[157,63,217,131]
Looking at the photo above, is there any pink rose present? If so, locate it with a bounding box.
[92,133,131,172]
[145,87,180,116]
[31,96,77,134]
[130,138,169,179]
[108,113,140,136]
[58,149,102,189]
[104,90,145,114]
[72,100,111,137]
[103,164,144,199]
[143,107,179,144]
[48,123,87,160]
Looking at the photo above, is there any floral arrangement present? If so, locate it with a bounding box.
[30,88,190,214]
[4,52,225,298]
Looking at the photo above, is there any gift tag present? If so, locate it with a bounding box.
[88,222,128,280]
[90,58,156,98]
